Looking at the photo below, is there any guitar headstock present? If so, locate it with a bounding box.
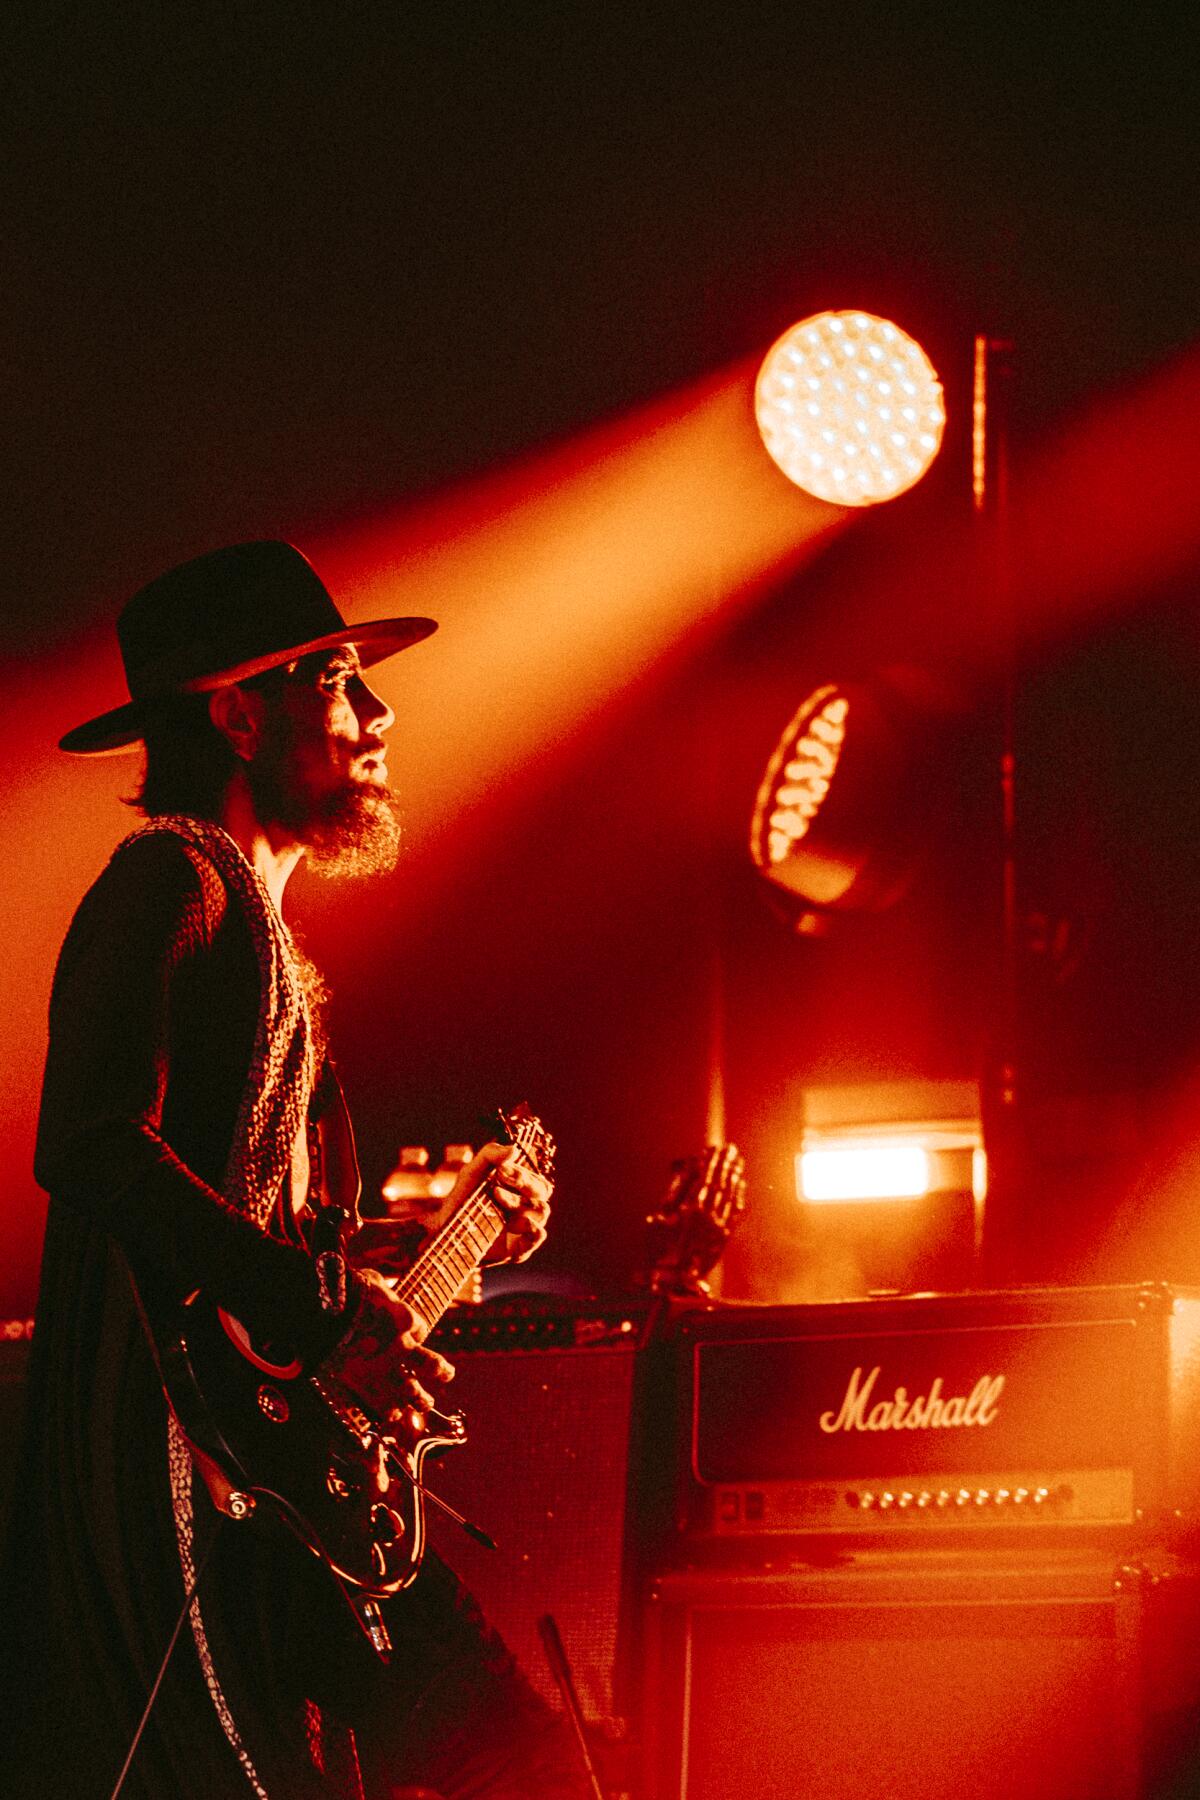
[494,1101,557,1183]
[643,1142,748,1296]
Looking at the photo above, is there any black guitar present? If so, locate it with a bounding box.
[147,1104,555,1656]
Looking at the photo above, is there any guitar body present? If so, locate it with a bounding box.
[161,1293,466,1597]
[139,1104,555,1649]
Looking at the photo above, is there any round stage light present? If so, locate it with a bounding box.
[749,669,968,919]
[755,311,945,506]
[750,684,850,885]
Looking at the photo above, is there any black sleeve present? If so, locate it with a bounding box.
[34,834,349,1362]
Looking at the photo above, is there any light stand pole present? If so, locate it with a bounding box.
[973,333,1026,1283]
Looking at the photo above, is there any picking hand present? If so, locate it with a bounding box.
[321,1268,455,1419]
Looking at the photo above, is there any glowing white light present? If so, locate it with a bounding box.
[750,686,850,868]
[756,311,945,506]
[798,1144,930,1202]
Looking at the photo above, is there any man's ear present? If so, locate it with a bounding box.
[208,685,266,762]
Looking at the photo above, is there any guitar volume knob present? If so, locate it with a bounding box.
[369,1502,405,1546]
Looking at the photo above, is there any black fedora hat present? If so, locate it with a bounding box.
[60,541,437,755]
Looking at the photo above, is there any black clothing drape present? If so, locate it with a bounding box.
[1,832,582,1799]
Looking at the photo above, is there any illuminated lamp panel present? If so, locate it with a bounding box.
[797,1125,985,1205]
[755,311,945,506]
[800,1143,929,1202]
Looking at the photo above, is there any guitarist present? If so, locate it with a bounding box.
[3,543,581,1800]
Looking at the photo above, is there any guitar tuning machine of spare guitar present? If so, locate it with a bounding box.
[226,1491,256,1521]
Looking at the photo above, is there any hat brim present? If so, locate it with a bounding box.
[59,616,438,755]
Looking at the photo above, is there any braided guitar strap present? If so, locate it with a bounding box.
[120,815,320,1797]
[124,814,316,1226]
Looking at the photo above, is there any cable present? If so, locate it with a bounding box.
[109,1521,223,1800]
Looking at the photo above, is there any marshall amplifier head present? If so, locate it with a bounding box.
[668,1284,1200,1546]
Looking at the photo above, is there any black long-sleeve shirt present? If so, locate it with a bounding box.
[35,830,342,1357]
[4,827,583,1800]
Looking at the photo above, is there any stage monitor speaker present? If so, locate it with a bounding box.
[423,1323,660,1735]
[642,1551,1200,1800]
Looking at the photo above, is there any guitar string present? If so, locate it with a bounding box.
[395,1195,502,1318]
[392,1129,550,1324]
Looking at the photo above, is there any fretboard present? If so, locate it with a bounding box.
[390,1185,505,1332]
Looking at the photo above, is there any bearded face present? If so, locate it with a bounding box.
[247,648,402,878]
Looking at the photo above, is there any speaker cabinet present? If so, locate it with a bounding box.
[642,1550,1200,1800]
[423,1334,656,1730]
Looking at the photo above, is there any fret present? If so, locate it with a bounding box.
[397,1196,504,1328]
[421,1272,454,1311]
[389,1114,554,1332]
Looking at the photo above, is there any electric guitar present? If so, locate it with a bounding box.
[147,1104,555,1656]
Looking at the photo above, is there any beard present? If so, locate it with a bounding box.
[301,779,402,879]
[248,735,402,880]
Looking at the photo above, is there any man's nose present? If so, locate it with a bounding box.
[354,676,395,735]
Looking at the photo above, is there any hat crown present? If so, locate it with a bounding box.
[117,541,346,697]
[59,540,437,755]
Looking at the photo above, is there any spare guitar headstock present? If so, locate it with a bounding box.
[642,1142,748,1297]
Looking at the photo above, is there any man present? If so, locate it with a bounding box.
[3,543,582,1799]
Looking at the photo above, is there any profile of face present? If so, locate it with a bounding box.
[246,646,402,877]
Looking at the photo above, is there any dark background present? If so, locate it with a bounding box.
[2,4,1199,1314]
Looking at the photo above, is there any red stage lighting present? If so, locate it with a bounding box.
[749,670,967,919]
[749,683,849,881]
[755,311,945,505]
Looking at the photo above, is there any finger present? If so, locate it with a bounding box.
[487,1143,554,1194]
[447,1142,516,1212]
[510,1224,548,1263]
[491,1179,552,1218]
[395,1336,453,1381]
[357,1248,417,1279]
[390,1378,437,1414]
[412,1346,455,1384]
[492,1154,545,1190]
[358,1274,427,1344]
[473,1141,514,1177]
[507,1207,548,1240]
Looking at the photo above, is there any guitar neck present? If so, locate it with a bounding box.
[390,1184,505,1331]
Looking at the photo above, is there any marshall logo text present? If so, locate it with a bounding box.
[819,1365,1005,1434]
